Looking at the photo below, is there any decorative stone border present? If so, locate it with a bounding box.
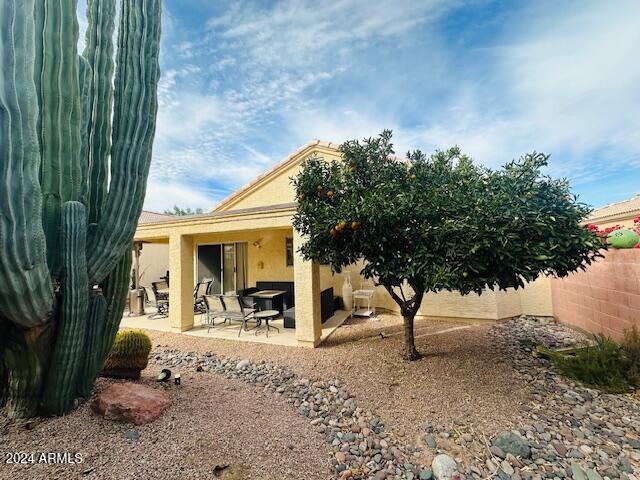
[151,315,640,480]
[152,350,433,480]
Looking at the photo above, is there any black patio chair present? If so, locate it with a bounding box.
[143,285,168,319]
[230,288,258,311]
[152,280,169,301]
[194,279,212,314]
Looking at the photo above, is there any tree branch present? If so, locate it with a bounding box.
[411,290,424,316]
[399,285,407,303]
[384,284,408,311]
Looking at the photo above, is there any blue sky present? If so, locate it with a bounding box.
[80,0,640,212]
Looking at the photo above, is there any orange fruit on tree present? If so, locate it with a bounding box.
[351,221,360,230]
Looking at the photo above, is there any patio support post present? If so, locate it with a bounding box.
[293,230,322,347]
[169,233,194,332]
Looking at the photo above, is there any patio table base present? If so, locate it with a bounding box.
[253,310,280,338]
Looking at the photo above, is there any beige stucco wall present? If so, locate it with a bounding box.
[332,263,554,320]
[496,289,524,319]
[136,243,169,287]
[217,147,342,212]
[143,229,333,302]
[331,264,510,320]
[192,228,294,285]
[519,276,553,317]
[137,229,297,288]
[319,265,334,292]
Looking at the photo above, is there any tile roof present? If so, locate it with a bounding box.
[587,193,640,222]
[139,210,173,224]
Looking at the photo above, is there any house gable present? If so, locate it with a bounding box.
[212,140,342,212]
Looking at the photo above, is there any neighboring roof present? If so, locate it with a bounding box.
[212,139,341,212]
[137,203,297,227]
[139,210,173,224]
[587,193,640,223]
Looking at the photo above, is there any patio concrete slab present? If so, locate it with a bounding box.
[119,309,351,347]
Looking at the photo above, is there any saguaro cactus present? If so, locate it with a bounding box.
[0,0,162,417]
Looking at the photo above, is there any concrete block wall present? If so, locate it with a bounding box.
[551,249,640,341]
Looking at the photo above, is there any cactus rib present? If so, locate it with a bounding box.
[99,251,133,362]
[83,0,116,225]
[77,290,106,397]
[0,0,54,327]
[35,0,83,277]
[78,56,93,208]
[87,0,162,284]
[40,202,89,415]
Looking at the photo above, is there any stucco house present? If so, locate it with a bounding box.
[133,140,555,347]
[585,193,640,229]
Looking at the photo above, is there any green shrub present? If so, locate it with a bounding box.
[550,335,639,393]
[102,329,152,379]
[621,325,640,367]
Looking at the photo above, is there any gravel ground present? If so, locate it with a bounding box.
[148,314,529,449]
[0,364,330,480]
[2,315,639,479]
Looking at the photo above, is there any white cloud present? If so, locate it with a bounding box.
[143,178,218,212]
[208,0,456,68]
[142,0,640,209]
[146,0,459,203]
[387,0,640,182]
[287,108,396,147]
[500,0,640,156]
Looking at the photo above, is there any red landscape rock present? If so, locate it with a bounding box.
[91,383,171,425]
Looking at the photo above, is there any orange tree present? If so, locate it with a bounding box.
[292,131,603,360]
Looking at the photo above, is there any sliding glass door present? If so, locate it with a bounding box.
[222,244,235,294]
[235,242,247,292]
[197,242,247,294]
[197,245,222,293]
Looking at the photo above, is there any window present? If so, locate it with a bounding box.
[286,237,294,267]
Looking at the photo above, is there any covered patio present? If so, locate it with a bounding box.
[128,203,347,347]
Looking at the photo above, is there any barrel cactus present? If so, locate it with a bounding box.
[102,330,152,379]
[0,0,162,417]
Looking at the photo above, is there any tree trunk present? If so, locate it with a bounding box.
[402,310,421,361]
[384,285,425,361]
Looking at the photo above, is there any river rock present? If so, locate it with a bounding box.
[432,454,457,480]
[491,431,531,459]
[91,383,171,425]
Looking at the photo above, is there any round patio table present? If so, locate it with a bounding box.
[253,310,280,338]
